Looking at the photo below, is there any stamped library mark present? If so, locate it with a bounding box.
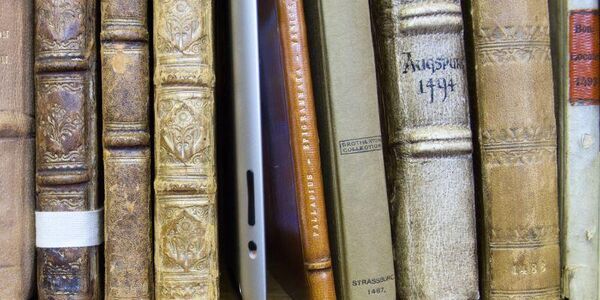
[339,136,383,155]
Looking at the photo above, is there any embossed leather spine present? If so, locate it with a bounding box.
[370,1,479,298]
[34,0,99,298]
[470,0,561,298]
[304,0,396,299]
[276,1,337,299]
[153,0,219,298]
[550,0,600,298]
[101,0,153,298]
[0,0,35,298]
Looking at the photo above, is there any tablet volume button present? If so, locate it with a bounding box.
[247,170,256,226]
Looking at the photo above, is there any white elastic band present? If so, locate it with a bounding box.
[35,208,104,248]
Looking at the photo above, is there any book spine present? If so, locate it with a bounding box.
[370,1,479,298]
[100,0,153,298]
[0,0,34,298]
[276,0,336,298]
[559,0,600,298]
[153,0,219,298]
[34,0,99,298]
[470,0,561,298]
[304,0,396,299]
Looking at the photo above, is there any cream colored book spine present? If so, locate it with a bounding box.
[370,1,479,298]
[153,0,219,298]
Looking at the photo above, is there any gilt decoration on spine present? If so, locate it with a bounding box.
[275,0,337,298]
[370,0,479,298]
[470,0,561,298]
[153,0,219,298]
[101,0,153,298]
[34,0,99,298]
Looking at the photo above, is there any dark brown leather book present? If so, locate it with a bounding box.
[101,0,153,298]
[0,0,35,298]
[34,0,99,298]
[259,0,336,299]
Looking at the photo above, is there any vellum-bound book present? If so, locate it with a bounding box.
[370,0,479,298]
[550,0,600,298]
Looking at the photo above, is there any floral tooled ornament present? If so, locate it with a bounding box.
[37,0,85,51]
[162,209,209,272]
[160,99,210,166]
[159,0,204,53]
[40,103,84,162]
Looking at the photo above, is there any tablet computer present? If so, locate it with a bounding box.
[230,1,267,298]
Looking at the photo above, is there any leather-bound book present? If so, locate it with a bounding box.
[0,0,35,298]
[304,1,396,299]
[34,0,100,298]
[550,0,599,298]
[259,0,336,298]
[153,0,219,298]
[469,0,561,298]
[370,1,479,298]
[101,0,153,298]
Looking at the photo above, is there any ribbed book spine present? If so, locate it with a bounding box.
[153,0,219,298]
[470,0,561,298]
[34,0,99,298]
[101,0,153,298]
[370,0,479,298]
[551,0,600,298]
[0,0,34,298]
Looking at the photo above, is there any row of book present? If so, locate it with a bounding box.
[0,0,598,299]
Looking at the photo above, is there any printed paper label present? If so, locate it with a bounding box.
[569,10,600,105]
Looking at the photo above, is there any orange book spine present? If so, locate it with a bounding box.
[276,0,336,298]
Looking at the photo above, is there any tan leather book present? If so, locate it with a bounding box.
[260,0,336,299]
[303,1,396,299]
[0,0,35,298]
[101,0,153,298]
[34,0,100,298]
[370,1,479,298]
[153,0,219,298]
[468,0,561,298]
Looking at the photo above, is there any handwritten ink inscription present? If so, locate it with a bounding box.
[418,77,456,103]
[400,52,463,103]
